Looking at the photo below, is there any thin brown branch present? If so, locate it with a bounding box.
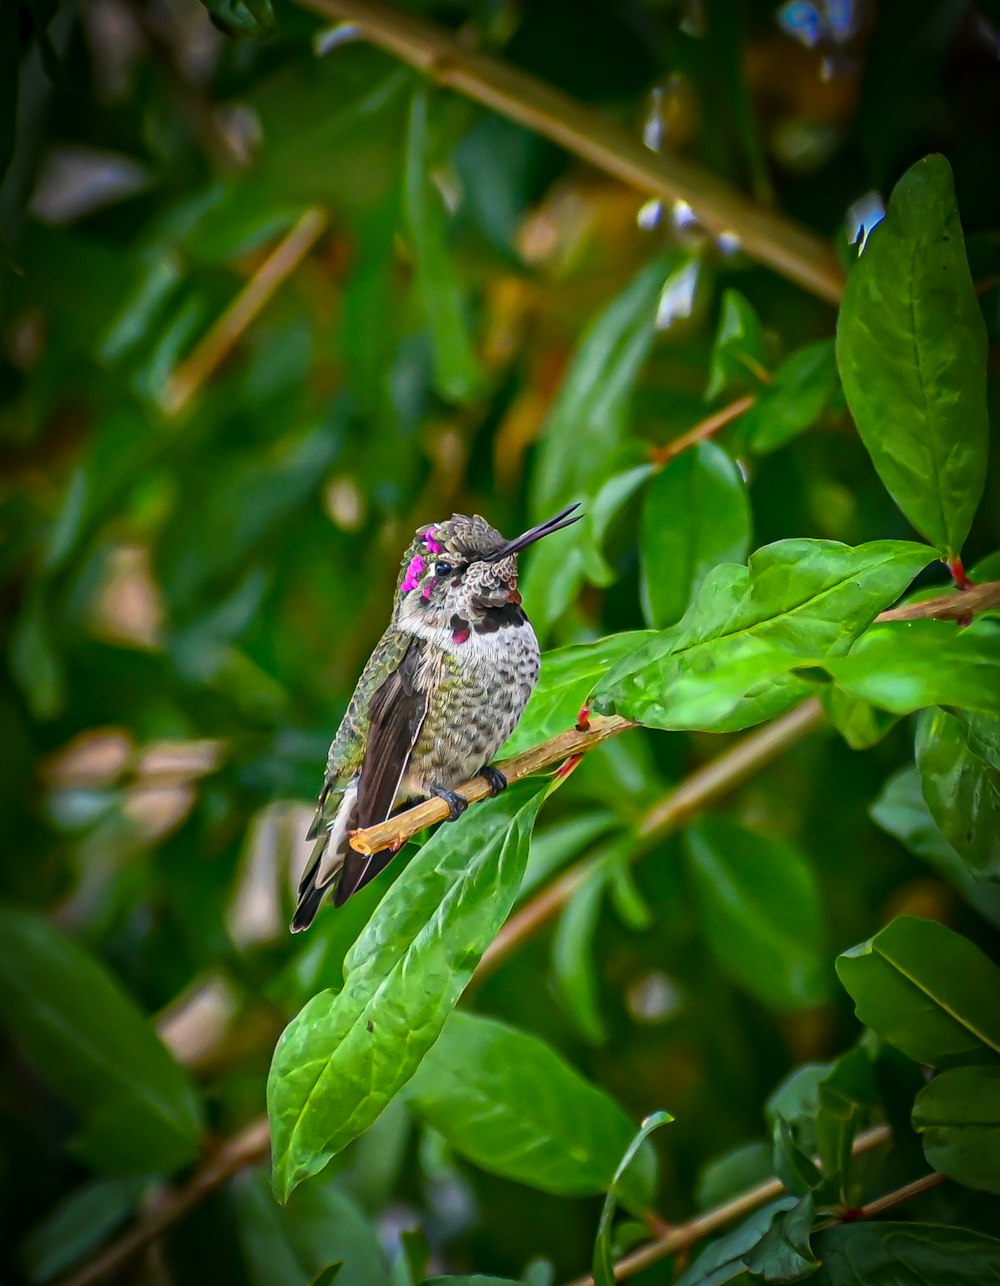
[564,1125,894,1286]
[59,1118,271,1286]
[350,714,634,855]
[875,580,1000,623]
[853,1169,946,1219]
[290,0,843,305]
[161,207,328,416]
[651,394,756,466]
[477,697,825,982]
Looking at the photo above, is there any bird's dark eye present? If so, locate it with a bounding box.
[434,561,453,577]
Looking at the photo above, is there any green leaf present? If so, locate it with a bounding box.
[913,1064,1000,1194]
[499,632,656,756]
[916,708,1000,879]
[19,1177,148,1283]
[198,0,274,37]
[706,289,767,401]
[674,1199,797,1286]
[552,861,609,1044]
[814,1222,1000,1284]
[0,906,203,1176]
[640,442,751,629]
[742,1194,818,1282]
[822,620,1000,718]
[592,1111,672,1286]
[403,1012,657,1209]
[685,818,830,1011]
[424,1278,525,1285]
[594,539,935,733]
[836,915,1000,1068]
[233,1170,389,1286]
[531,254,673,518]
[581,463,654,587]
[404,88,485,403]
[743,341,839,455]
[835,154,988,557]
[870,768,1000,929]
[821,685,899,750]
[696,1142,773,1211]
[267,785,547,1203]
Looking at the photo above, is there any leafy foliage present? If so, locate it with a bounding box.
[2,1,1000,1283]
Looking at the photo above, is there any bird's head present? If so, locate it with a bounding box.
[394,503,581,634]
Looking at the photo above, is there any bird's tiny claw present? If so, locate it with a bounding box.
[478,765,508,796]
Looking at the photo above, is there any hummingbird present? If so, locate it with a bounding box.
[291,503,582,930]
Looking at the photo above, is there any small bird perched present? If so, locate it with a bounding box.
[291,503,582,930]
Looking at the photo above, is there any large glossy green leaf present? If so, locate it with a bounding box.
[594,539,934,732]
[913,1064,1000,1194]
[530,254,673,518]
[916,708,1000,879]
[267,785,547,1202]
[814,1222,1000,1284]
[836,154,988,557]
[233,1170,389,1286]
[822,620,1000,718]
[870,768,1000,929]
[836,915,1000,1068]
[404,88,485,403]
[403,1012,656,1210]
[580,460,654,588]
[640,442,751,629]
[499,631,656,756]
[0,906,203,1176]
[685,818,830,1011]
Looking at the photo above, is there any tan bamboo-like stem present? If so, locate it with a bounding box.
[563,1125,901,1286]
[875,579,1000,622]
[161,207,328,415]
[650,394,757,466]
[290,0,844,304]
[349,714,633,855]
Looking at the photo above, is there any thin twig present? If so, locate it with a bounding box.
[651,394,757,466]
[477,696,825,982]
[161,207,328,415]
[59,1118,271,1286]
[853,1169,946,1219]
[563,1125,896,1286]
[290,0,843,304]
[349,714,633,855]
[875,580,1000,623]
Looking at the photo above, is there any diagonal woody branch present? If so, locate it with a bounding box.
[350,713,633,854]
[290,0,844,304]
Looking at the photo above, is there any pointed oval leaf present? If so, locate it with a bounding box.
[814,1222,1000,1284]
[836,915,1000,1068]
[640,441,751,629]
[913,1064,1000,1195]
[404,88,486,404]
[594,539,935,733]
[403,1012,657,1210]
[916,708,1000,880]
[0,906,203,1176]
[836,154,988,557]
[593,1111,672,1286]
[685,818,830,1011]
[267,785,546,1203]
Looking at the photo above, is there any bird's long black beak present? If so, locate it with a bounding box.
[485,502,583,561]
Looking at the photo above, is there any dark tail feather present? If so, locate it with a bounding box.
[290,789,357,932]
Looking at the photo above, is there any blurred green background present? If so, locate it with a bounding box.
[2,0,999,1282]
